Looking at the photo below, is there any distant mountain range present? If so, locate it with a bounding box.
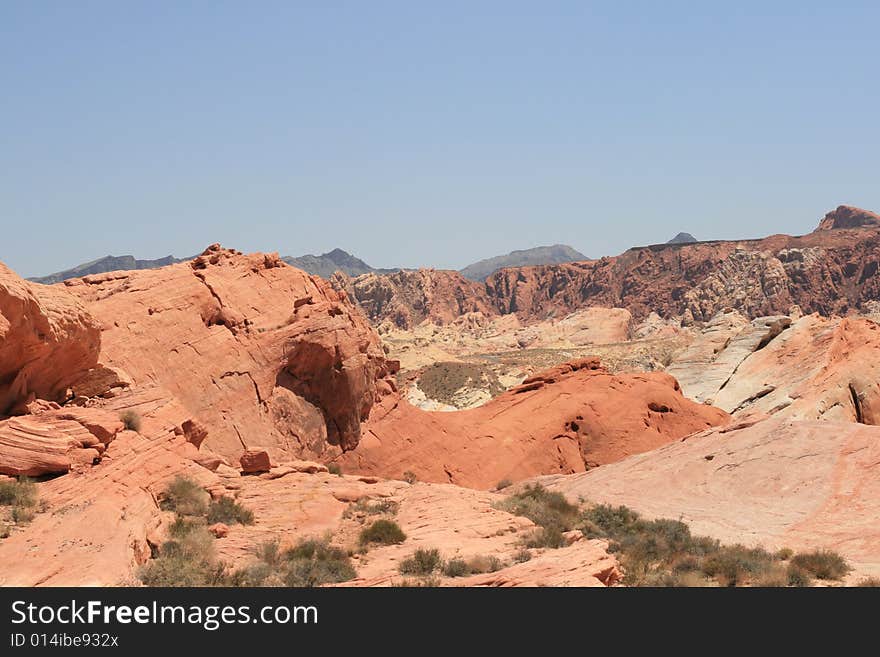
[458,244,589,281]
[29,244,590,285]
[28,254,189,284]
[281,248,397,279]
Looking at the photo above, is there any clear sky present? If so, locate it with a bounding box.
[2,2,879,277]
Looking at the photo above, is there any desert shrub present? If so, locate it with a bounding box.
[513,548,532,563]
[701,545,776,586]
[441,558,469,577]
[640,571,712,587]
[399,548,441,575]
[236,537,356,588]
[466,555,505,574]
[789,550,850,580]
[856,577,880,587]
[496,484,579,534]
[398,576,441,587]
[0,477,37,508]
[359,519,406,546]
[11,506,35,524]
[786,564,813,587]
[343,498,399,519]
[120,410,142,432]
[159,476,209,516]
[139,526,226,587]
[403,471,418,484]
[495,479,513,491]
[0,523,9,539]
[168,516,205,539]
[752,566,792,588]
[207,496,254,525]
[522,526,567,549]
[775,547,794,560]
[327,463,342,476]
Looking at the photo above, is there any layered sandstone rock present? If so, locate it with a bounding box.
[63,245,396,462]
[339,358,729,488]
[815,204,880,231]
[541,416,880,573]
[0,262,101,415]
[0,407,123,476]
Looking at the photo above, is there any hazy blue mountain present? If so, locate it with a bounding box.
[459,244,589,281]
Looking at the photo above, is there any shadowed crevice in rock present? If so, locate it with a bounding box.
[850,383,865,424]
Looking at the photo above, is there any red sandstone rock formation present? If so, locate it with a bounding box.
[0,262,101,415]
[61,245,397,462]
[339,358,729,488]
[815,204,880,231]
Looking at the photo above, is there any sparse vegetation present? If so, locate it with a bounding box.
[207,496,254,525]
[513,548,532,563]
[578,503,843,587]
[343,498,399,519]
[120,410,142,432]
[495,479,513,491]
[399,548,442,575]
[417,361,504,407]
[440,554,505,577]
[789,550,851,581]
[856,577,880,587]
[159,475,209,516]
[0,477,39,528]
[359,519,406,546]
[496,484,580,550]
[775,547,794,561]
[327,463,342,476]
[403,471,418,484]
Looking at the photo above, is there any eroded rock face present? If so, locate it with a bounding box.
[339,358,729,489]
[337,207,880,326]
[62,245,396,462]
[816,204,880,231]
[334,269,496,329]
[0,262,101,415]
[541,416,880,572]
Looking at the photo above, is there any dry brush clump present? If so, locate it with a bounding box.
[359,519,407,547]
[140,476,258,587]
[0,477,41,534]
[495,483,580,549]
[580,503,851,587]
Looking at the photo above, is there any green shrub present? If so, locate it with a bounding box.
[775,547,794,560]
[159,476,209,516]
[207,496,254,525]
[11,505,35,524]
[359,519,406,546]
[0,477,37,508]
[789,550,850,580]
[496,484,579,534]
[701,545,776,587]
[168,516,205,539]
[327,463,342,476]
[495,479,513,491]
[399,548,441,575]
[403,471,418,484]
[139,526,225,587]
[120,410,142,432]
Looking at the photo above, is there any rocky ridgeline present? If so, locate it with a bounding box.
[336,206,880,328]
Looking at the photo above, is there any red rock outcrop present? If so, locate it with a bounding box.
[332,268,496,329]
[0,407,123,476]
[62,245,397,462]
[338,358,729,488]
[815,204,880,231]
[0,262,101,415]
[338,207,880,325]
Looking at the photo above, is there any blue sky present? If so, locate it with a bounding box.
[2,2,879,277]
